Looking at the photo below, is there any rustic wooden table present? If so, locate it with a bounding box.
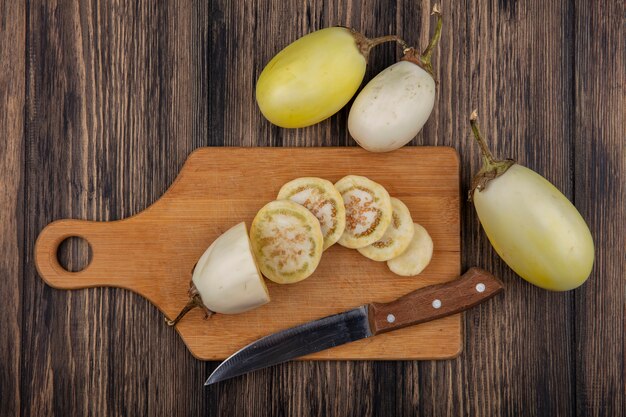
[1,0,624,416]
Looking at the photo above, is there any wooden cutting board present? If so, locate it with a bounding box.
[35,147,461,360]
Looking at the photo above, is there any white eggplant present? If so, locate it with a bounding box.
[469,111,594,291]
[348,61,435,152]
[166,222,270,326]
[256,27,408,129]
[348,5,442,152]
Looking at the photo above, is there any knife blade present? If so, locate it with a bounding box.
[205,267,503,385]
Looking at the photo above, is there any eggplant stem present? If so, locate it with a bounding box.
[352,30,409,59]
[166,295,202,326]
[469,110,497,166]
[468,109,516,198]
[419,4,443,75]
[166,282,214,326]
[368,34,410,50]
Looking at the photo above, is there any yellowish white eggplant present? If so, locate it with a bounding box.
[348,5,442,152]
[469,111,594,291]
[166,222,270,326]
[256,28,408,128]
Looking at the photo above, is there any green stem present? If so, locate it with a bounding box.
[468,110,515,198]
[400,4,443,78]
[469,110,497,167]
[419,4,443,75]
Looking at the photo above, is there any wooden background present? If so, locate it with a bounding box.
[1,0,624,415]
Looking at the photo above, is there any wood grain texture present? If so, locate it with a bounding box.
[403,0,582,416]
[23,0,208,415]
[8,0,624,415]
[0,1,25,416]
[573,1,625,416]
[34,147,462,360]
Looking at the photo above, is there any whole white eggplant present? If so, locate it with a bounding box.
[256,27,408,128]
[348,5,442,152]
[469,111,594,291]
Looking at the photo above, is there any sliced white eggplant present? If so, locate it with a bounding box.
[387,223,433,276]
[166,222,270,326]
[250,199,324,284]
[334,175,392,249]
[357,197,414,261]
[192,222,270,313]
[277,177,346,250]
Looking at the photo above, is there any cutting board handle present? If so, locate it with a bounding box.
[35,219,125,290]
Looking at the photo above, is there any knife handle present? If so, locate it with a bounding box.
[368,267,504,335]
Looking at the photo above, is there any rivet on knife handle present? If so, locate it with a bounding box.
[368,267,504,334]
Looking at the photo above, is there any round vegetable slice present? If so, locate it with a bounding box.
[357,197,414,261]
[250,199,324,284]
[387,223,433,276]
[277,177,346,250]
[334,175,392,249]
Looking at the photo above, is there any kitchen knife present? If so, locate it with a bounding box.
[205,267,503,385]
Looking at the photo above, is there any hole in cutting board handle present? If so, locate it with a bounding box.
[57,236,93,273]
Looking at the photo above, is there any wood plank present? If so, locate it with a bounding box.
[574,1,625,416]
[394,0,577,415]
[0,1,25,416]
[24,0,207,415]
[22,0,610,416]
[34,147,462,360]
